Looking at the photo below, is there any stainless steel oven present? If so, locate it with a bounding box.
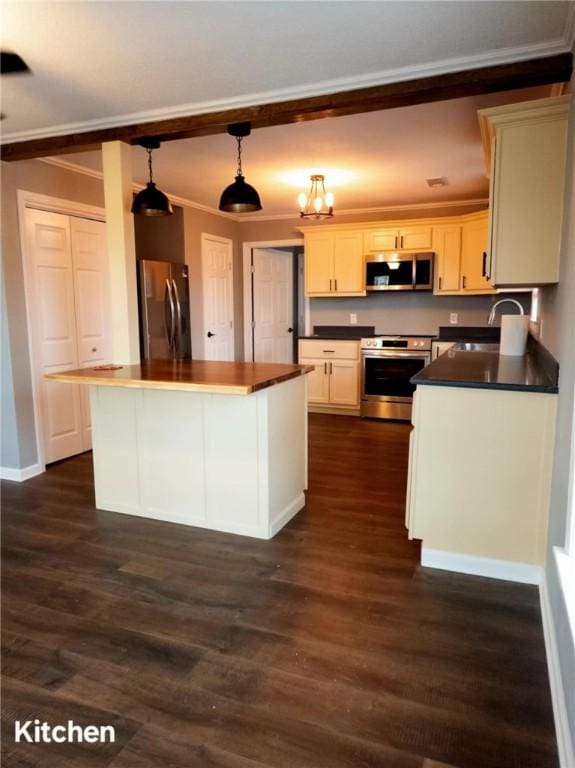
[361,336,432,420]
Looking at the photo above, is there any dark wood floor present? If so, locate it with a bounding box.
[1,414,557,768]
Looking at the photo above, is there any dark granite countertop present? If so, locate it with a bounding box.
[434,326,501,343]
[299,335,366,341]
[412,337,558,394]
[299,325,374,341]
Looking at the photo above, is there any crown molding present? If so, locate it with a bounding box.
[3,38,571,146]
[38,154,491,222]
[37,157,488,223]
[238,198,490,223]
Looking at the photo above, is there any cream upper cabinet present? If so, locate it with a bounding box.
[434,212,494,295]
[434,225,461,293]
[398,225,433,251]
[364,228,398,252]
[333,231,364,294]
[460,215,494,293]
[364,225,432,252]
[304,231,333,295]
[304,230,365,297]
[479,95,569,286]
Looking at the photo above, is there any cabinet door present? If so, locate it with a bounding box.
[489,114,566,285]
[24,208,84,464]
[434,226,461,293]
[304,232,334,295]
[71,218,111,451]
[461,216,494,292]
[364,228,398,252]
[303,358,330,404]
[398,226,433,251]
[328,360,360,407]
[333,231,365,294]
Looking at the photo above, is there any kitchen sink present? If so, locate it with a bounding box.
[454,342,500,352]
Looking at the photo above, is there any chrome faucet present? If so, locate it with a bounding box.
[487,298,524,326]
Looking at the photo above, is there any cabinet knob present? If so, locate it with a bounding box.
[91,347,97,353]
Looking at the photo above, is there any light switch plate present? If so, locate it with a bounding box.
[350,313,358,325]
[450,313,458,324]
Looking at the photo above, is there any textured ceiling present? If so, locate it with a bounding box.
[1,1,572,141]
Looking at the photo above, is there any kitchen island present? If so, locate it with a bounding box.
[46,360,312,539]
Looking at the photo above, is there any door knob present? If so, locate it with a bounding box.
[287,328,293,333]
[207,331,216,338]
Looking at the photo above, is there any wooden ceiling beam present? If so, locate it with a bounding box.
[1,52,571,162]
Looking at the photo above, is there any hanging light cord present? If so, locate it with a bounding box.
[236,136,243,177]
[147,147,154,184]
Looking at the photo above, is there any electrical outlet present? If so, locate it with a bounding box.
[350,313,358,325]
[450,313,458,325]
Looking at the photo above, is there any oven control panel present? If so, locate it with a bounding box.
[361,336,432,351]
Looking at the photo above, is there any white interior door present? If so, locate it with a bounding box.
[252,248,294,363]
[201,234,234,361]
[70,217,111,451]
[25,208,83,464]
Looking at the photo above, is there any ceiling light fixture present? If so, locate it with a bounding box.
[219,123,262,213]
[298,175,334,220]
[131,139,173,217]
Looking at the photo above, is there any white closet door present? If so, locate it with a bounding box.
[201,234,234,361]
[70,218,111,451]
[252,248,294,363]
[25,209,83,463]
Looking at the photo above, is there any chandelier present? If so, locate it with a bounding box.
[298,175,334,219]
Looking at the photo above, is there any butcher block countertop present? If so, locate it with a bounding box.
[45,360,314,395]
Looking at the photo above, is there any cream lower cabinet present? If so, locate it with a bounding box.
[299,340,360,411]
[406,384,557,574]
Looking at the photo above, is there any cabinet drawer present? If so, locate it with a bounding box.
[299,339,359,360]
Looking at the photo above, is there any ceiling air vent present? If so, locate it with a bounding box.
[426,177,448,188]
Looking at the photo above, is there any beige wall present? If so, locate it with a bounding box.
[1,159,105,468]
[309,291,530,336]
[183,207,241,359]
[539,83,575,745]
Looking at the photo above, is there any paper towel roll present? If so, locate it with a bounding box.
[500,315,529,356]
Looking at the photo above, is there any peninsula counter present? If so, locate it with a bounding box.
[47,360,313,539]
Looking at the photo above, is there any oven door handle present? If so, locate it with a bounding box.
[362,351,430,359]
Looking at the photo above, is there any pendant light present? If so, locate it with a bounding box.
[131,139,173,217]
[298,175,334,219]
[219,123,262,213]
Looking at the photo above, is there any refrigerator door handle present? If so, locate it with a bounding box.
[171,279,182,351]
[164,278,175,352]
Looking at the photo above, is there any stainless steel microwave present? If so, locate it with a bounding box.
[365,252,434,291]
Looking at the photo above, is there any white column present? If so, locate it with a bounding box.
[102,141,140,364]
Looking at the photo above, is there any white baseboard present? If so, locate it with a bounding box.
[0,463,44,482]
[421,547,543,584]
[540,572,575,768]
[269,493,306,538]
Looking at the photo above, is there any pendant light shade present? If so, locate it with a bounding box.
[219,123,262,213]
[131,139,173,217]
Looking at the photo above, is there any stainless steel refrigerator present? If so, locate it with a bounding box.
[137,259,192,360]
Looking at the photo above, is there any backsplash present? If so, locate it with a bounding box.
[309,291,532,336]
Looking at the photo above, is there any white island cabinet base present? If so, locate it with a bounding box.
[89,375,307,539]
